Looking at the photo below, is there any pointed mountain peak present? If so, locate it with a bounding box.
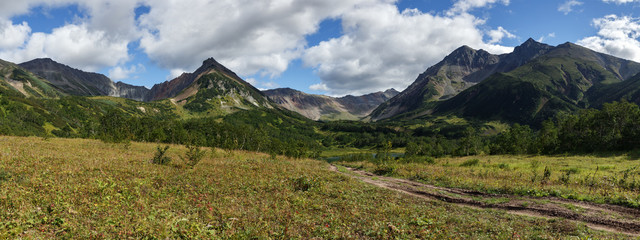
[197,57,227,72]
[191,57,243,80]
[202,57,221,67]
[442,45,478,61]
[384,88,399,94]
[451,45,476,54]
[523,37,538,44]
[514,38,552,52]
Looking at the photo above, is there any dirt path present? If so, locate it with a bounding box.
[330,165,640,237]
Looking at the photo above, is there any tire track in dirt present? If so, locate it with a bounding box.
[330,165,640,236]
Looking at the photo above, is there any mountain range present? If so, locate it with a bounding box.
[371,38,640,124]
[4,38,640,126]
[263,88,398,121]
[16,57,397,120]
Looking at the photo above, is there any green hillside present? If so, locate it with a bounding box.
[0,61,63,99]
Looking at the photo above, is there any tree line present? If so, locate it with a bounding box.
[2,90,640,158]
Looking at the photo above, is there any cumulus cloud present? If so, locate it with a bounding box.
[0,0,74,19]
[577,15,640,62]
[0,20,31,49]
[0,0,140,71]
[303,3,514,96]
[558,0,583,15]
[244,77,278,89]
[168,69,187,80]
[137,0,390,79]
[309,83,329,91]
[0,23,129,71]
[109,64,144,80]
[488,26,516,44]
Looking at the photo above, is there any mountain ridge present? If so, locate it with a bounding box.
[370,38,554,121]
[428,40,640,125]
[263,88,398,120]
[19,58,149,101]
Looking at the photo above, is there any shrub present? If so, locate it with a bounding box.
[182,145,206,168]
[560,170,572,184]
[373,164,397,175]
[460,159,480,167]
[497,163,510,170]
[0,170,10,183]
[292,176,317,191]
[152,145,171,165]
[542,166,551,183]
[403,156,436,164]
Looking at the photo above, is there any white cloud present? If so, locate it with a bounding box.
[602,0,639,4]
[303,3,514,96]
[137,0,389,79]
[0,23,129,71]
[558,0,583,15]
[262,81,279,88]
[537,32,556,43]
[245,78,258,86]
[448,0,510,15]
[309,83,329,91]
[488,26,516,44]
[0,20,31,49]
[79,0,143,40]
[577,15,640,62]
[0,0,140,71]
[244,77,278,89]
[168,69,187,80]
[108,64,144,80]
[0,0,74,19]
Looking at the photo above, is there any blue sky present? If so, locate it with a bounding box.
[1,0,640,96]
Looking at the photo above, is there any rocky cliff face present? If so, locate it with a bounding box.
[111,82,151,102]
[19,58,149,101]
[370,38,553,121]
[263,88,398,120]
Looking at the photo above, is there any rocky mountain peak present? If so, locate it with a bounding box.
[384,88,399,96]
[511,38,553,58]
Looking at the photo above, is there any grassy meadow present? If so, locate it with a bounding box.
[0,136,629,239]
[338,154,640,209]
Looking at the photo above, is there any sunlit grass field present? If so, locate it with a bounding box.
[0,136,627,238]
[338,154,640,208]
